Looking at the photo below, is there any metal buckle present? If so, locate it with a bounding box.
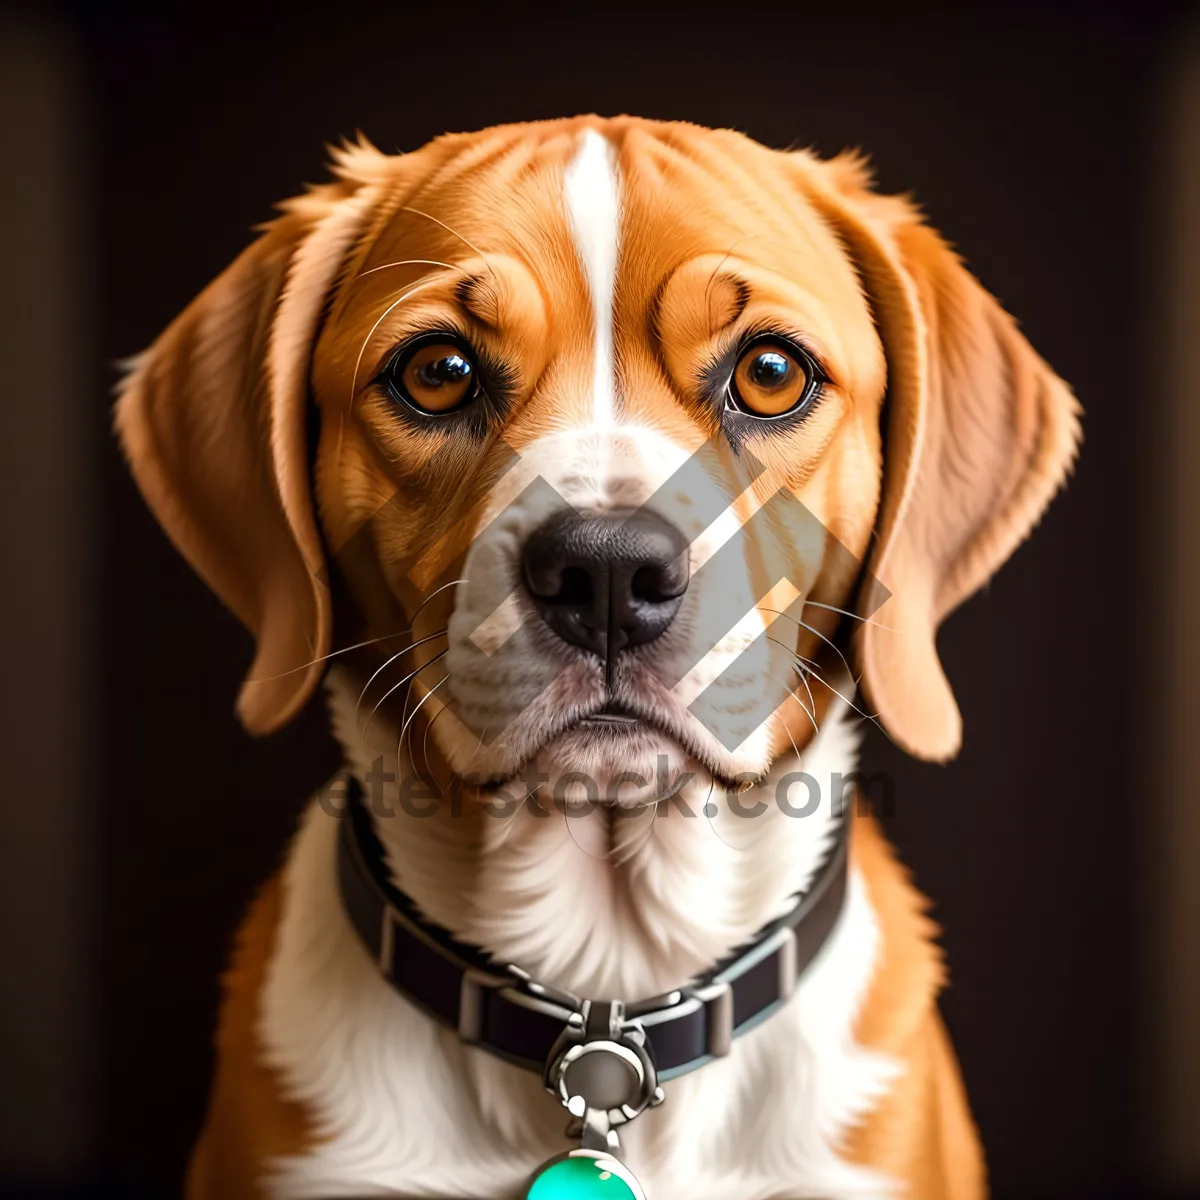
[543,999,664,1133]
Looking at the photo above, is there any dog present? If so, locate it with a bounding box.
[116,116,1079,1199]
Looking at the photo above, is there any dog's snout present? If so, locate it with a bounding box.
[521,508,689,658]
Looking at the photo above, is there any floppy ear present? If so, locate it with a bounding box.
[115,170,379,735]
[802,154,1081,761]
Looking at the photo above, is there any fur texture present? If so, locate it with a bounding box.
[256,673,900,1199]
[113,116,1079,1200]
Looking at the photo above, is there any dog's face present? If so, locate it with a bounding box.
[117,117,1079,797]
[309,122,887,798]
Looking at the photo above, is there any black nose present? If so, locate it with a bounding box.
[521,508,690,658]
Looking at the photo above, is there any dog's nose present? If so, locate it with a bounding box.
[521,509,690,657]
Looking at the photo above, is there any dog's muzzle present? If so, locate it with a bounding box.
[521,508,690,663]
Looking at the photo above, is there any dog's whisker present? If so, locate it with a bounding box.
[356,578,464,719]
[468,725,490,766]
[761,602,892,633]
[788,689,820,738]
[788,674,821,738]
[757,606,857,684]
[782,716,805,762]
[489,780,554,853]
[611,806,659,866]
[419,701,450,784]
[249,629,412,682]
[347,274,448,413]
[791,617,860,691]
[766,629,876,726]
[410,578,469,623]
[764,655,820,739]
[362,648,448,737]
[396,206,500,289]
[561,794,652,865]
[396,651,425,740]
[802,599,892,631]
[788,659,882,731]
[357,257,459,278]
[766,637,820,727]
[355,629,449,727]
[610,775,672,864]
[262,578,463,697]
[702,236,747,315]
[699,772,746,854]
[560,803,603,862]
[793,666,819,726]
[397,673,448,779]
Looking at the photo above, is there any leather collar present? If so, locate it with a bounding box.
[336,773,849,1082]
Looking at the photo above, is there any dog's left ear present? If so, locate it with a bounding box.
[799,153,1081,761]
[116,155,382,735]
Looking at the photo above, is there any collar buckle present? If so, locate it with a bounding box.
[543,999,665,1136]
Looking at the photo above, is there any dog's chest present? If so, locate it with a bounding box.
[254,812,899,1199]
[254,691,901,1198]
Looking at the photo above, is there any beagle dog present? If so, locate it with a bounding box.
[116,116,1079,1200]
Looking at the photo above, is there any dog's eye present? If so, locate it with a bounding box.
[727,340,817,418]
[386,339,479,414]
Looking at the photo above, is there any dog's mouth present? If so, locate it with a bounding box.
[575,699,643,730]
[476,692,755,797]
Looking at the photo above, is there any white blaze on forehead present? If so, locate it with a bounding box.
[563,128,621,428]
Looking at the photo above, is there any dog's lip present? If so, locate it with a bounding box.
[565,697,754,790]
[569,698,761,792]
[475,692,758,794]
[576,700,642,728]
[475,697,690,792]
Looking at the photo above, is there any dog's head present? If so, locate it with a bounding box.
[117,116,1079,802]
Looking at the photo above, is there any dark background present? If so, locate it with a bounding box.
[3,1,1194,1197]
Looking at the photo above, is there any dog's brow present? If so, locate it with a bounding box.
[456,273,502,328]
[704,273,751,333]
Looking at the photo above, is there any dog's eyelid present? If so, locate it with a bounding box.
[742,326,832,384]
[369,319,481,382]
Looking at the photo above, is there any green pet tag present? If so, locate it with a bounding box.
[526,1150,646,1199]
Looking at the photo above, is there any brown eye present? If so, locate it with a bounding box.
[389,339,479,414]
[729,342,814,418]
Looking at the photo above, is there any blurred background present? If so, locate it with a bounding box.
[1,1,1197,1196]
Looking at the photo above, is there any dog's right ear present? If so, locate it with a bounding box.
[798,151,1081,762]
[115,150,383,734]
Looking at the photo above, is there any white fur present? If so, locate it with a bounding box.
[257,674,901,1199]
[564,128,621,428]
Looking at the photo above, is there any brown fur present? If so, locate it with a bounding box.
[185,878,312,1198]
[116,116,1079,1197]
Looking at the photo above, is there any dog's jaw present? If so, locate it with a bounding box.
[252,667,901,1199]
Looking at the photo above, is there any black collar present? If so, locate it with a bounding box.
[336,773,848,1086]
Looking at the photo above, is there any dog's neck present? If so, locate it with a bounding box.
[325,666,858,1001]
